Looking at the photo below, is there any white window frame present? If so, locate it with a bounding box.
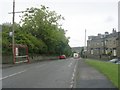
[113,49,117,56]
[91,49,93,55]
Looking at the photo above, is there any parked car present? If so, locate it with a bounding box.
[109,58,120,63]
[58,55,66,59]
[116,61,120,64]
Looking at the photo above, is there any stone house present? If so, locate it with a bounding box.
[117,32,120,58]
[87,29,118,60]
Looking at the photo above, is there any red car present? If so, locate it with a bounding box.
[58,55,66,59]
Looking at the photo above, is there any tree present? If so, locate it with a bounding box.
[2,5,72,56]
[20,5,71,55]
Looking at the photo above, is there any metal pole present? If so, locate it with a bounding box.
[84,29,86,51]
[85,29,86,48]
[12,0,15,64]
[84,29,87,58]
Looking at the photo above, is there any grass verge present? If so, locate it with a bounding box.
[85,59,119,88]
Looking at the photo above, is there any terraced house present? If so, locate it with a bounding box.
[117,32,120,58]
[87,29,119,60]
[118,2,120,58]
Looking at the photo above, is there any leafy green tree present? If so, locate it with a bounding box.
[20,5,71,55]
[2,24,12,55]
[2,5,72,57]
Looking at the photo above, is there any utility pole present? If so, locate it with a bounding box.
[84,29,87,58]
[9,0,33,64]
[12,0,15,64]
[84,29,87,51]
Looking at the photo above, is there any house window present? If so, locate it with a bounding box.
[102,41,104,46]
[105,40,107,45]
[113,49,116,56]
[105,49,108,54]
[96,43,99,45]
[91,49,93,54]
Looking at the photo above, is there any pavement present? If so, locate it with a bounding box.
[75,59,117,88]
[2,64,15,68]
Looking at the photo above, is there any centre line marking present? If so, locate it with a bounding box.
[0,70,27,80]
[70,63,77,88]
[70,84,73,88]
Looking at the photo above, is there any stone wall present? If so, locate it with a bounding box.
[2,55,58,64]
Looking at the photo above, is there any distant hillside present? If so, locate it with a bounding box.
[71,47,84,53]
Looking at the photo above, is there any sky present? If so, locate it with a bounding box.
[0,0,119,47]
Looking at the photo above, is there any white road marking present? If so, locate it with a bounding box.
[71,76,74,80]
[0,70,27,80]
[70,84,73,88]
[71,81,74,84]
[74,65,76,73]
[72,73,75,78]
[70,62,77,88]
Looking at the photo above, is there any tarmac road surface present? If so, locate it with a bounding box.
[2,58,117,89]
[2,58,78,88]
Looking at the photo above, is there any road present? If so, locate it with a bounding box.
[2,58,78,88]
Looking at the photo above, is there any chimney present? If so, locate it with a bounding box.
[98,33,101,36]
[112,28,116,33]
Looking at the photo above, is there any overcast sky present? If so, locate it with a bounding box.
[0,0,119,47]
